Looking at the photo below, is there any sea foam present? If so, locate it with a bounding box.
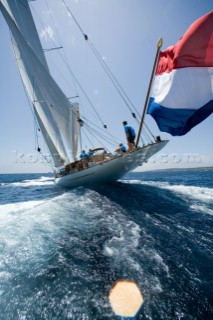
[122,179,213,203]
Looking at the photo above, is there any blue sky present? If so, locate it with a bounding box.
[0,0,212,173]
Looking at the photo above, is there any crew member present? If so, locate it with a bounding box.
[88,149,94,156]
[122,121,136,152]
[115,143,127,154]
[80,150,89,160]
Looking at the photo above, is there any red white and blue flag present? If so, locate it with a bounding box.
[147,11,213,136]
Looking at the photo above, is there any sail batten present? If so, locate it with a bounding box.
[0,0,78,165]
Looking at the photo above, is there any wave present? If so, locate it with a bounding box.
[0,188,147,279]
[162,184,213,203]
[8,176,55,187]
[0,200,47,216]
[122,179,213,203]
[0,176,57,206]
[190,204,213,216]
[1,176,211,319]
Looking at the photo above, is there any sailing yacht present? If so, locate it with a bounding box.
[0,0,168,188]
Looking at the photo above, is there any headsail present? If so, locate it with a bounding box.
[0,0,79,166]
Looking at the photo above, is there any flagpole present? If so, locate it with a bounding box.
[135,38,163,148]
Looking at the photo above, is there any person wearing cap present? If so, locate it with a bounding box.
[122,121,136,152]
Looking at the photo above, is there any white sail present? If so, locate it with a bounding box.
[69,103,80,160]
[34,108,67,167]
[0,0,78,165]
[1,0,49,70]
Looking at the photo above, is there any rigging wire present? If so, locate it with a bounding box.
[43,0,63,47]
[142,127,152,144]
[62,65,107,127]
[84,123,118,146]
[83,125,112,152]
[61,0,137,115]
[12,0,123,168]
[144,122,156,141]
[33,0,107,129]
[10,31,40,151]
[81,116,121,143]
[84,125,120,146]
[10,23,53,165]
[81,128,94,150]
[29,1,107,131]
[38,0,155,146]
[31,0,155,153]
[61,0,156,143]
[13,0,73,150]
[31,1,80,97]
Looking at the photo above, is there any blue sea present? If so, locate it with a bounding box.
[0,168,212,320]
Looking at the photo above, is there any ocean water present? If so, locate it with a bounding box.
[0,169,212,320]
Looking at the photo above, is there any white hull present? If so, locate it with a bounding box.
[55,140,168,188]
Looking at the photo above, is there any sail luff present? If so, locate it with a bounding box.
[13,38,69,165]
[1,0,49,70]
[1,2,68,166]
[0,0,78,164]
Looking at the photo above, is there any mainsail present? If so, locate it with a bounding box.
[0,0,79,166]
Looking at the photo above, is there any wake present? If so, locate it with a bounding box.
[122,179,213,203]
[121,179,213,217]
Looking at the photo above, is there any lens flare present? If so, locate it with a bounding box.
[109,280,144,317]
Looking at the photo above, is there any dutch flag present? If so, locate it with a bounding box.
[147,11,213,136]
